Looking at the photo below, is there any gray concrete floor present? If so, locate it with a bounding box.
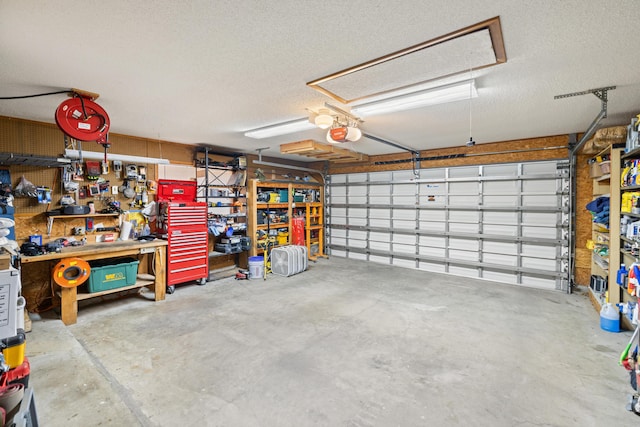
[26,257,636,426]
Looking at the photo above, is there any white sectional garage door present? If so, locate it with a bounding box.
[327,161,570,291]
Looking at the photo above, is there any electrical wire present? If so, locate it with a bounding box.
[0,90,70,100]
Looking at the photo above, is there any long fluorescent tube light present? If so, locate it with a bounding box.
[244,118,316,139]
[64,149,170,165]
[351,79,478,117]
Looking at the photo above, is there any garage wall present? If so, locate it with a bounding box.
[327,160,570,291]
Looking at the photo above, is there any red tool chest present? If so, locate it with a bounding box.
[157,180,208,293]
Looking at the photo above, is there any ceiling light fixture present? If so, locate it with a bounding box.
[314,109,334,129]
[351,79,478,117]
[244,118,316,139]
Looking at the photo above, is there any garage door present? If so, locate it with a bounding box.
[327,161,570,291]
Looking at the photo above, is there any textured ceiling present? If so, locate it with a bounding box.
[0,1,639,161]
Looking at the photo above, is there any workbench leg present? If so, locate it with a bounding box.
[153,247,166,301]
[60,287,78,325]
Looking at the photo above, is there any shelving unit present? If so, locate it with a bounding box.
[587,146,616,310]
[247,179,324,259]
[305,202,327,260]
[612,146,640,329]
[194,147,248,276]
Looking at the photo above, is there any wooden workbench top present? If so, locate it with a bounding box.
[20,239,168,263]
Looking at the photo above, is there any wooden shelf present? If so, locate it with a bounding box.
[257,203,289,209]
[46,213,120,236]
[257,223,289,230]
[75,280,154,301]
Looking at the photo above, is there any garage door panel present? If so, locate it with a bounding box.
[484,211,518,224]
[328,159,567,291]
[347,239,367,249]
[349,186,368,196]
[483,253,517,266]
[449,211,479,222]
[371,172,393,181]
[393,195,416,205]
[521,244,555,258]
[419,236,446,247]
[393,243,415,254]
[370,241,390,251]
[349,230,367,240]
[483,195,518,207]
[393,219,416,229]
[523,180,556,193]
[449,166,479,178]
[449,249,478,261]
[484,180,518,193]
[419,210,446,221]
[349,196,368,205]
[419,261,446,273]
[348,217,367,226]
[394,234,416,245]
[450,195,479,205]
[393,258,417,268]
[370,232,390,242]
[349,208,367,218]
[521,257,557,270]
[418,246,446,257]
[483,270,517,284]
[331,216,347,225]
[331,237,346,246]
[522,226,557,239]
[370,255,390,265]
[522,162,557,175]
[348,252,367,260]
[449,182,478,194]
[483,164,518,177]
[394,184,416,195]
[420,195,447,206]
[370,196,391,204]
[393,210,416,220]
[522,212,557,226]
[484,224,518,236]
[449,265,480,278]
[449,238,478,251]
[484,241,518,254]
[421,183,446,195]
[370,218,390,228]
[450,222,479,233]
[522,195,556,207]
[331,229,347,238]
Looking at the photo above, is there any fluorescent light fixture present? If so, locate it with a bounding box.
[244,118,316,139]
[351,79,478,117]
[64,149,170,165]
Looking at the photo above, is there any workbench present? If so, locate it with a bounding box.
[21,240,167,325]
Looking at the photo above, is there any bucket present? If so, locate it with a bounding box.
[600,303,621,332]
[248,256,264,280]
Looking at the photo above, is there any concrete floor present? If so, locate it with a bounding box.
[26,257,636,426]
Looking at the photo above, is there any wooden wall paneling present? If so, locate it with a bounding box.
[575,150,595,286]
[328,135,569,175]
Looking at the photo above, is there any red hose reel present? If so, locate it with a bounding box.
[55,96,110,144]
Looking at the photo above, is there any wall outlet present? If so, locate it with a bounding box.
[112,186,118,195]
